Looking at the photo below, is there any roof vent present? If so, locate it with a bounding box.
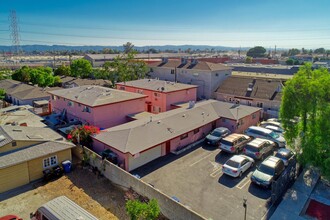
[161,57,168,64]
[13,129,22,132]
[188,101,195,109]
[0,135,6,142]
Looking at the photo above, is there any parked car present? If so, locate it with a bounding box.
[244,126,286,148]
[260,121,282,129]
[222,155,254,178]
[243,138,275,160]
[267,118,281,123]
[264,125,284,134]
[274,148,296,166]
[251,156,285,188]
[205,127,231,145]
[219,133,251,153]
[0,215,22,220]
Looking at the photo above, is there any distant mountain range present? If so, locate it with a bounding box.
[0,44,250,53]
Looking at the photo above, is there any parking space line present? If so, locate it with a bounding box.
[210,167,222,178]
[236,172,252,189]
[189,151,215,167]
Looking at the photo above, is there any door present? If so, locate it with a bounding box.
[147,104,152,112]
[166,141,171,154]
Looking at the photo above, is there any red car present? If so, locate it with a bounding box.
[0,215,22,220]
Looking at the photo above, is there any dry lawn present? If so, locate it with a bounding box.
[0,164,129,220]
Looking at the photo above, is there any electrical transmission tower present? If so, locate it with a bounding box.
[9,10,22,56]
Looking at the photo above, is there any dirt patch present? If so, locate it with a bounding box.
[0,162,129,220]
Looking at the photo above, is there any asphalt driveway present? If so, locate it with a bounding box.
[133,143,274,220]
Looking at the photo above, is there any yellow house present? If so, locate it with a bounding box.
[0,125,66,154]
[0,141,74,193]
[0,125,75,193]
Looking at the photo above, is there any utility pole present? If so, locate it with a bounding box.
[243,198,247,220]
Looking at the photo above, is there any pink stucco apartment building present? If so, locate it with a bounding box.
[92,100,261,171]
[48,86,147,129]
[116,79,197,114]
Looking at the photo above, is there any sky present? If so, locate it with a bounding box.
[0,0,330,49]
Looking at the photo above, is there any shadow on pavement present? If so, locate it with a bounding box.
[131,144,202,177]
[215,151,232,165]
[248,183,271,200]
[202,143,219,151]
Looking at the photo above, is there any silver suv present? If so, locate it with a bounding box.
[243,138,275,160]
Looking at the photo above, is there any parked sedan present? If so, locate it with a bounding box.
[222,155,254,178]
[260,121,282,129]
[264,125,284,135]
[205,127,231,145]
[274,148,296,166]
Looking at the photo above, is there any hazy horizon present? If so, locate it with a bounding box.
[1,0,330,49]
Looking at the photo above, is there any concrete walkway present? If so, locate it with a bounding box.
[270,168,320,220]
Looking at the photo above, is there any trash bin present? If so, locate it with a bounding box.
[62,160,72,173]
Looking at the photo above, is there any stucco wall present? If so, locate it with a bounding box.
[117,85,197,113]
[84,148,206,220]
[0,141,42,154]
[149,67,231,99]
[50,97,145,128]
[215,92,281,112]
[0,162,30,193]
[217,111,261,134]
[28,149,72,181]
[169,123,213,151]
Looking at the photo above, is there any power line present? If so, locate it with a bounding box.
[9,10,22,55]
[0,20,330,34]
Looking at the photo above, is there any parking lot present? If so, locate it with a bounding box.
[133,143,275,220]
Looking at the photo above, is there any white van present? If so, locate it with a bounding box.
[244,126,286,148]
[30,196,98,220]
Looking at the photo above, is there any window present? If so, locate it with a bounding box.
[136,89,144,94]
[83,106,91,113]
[180,133,188,140]
[215,73,219,77]
[257,102,263,108]
[252,113,256,119]
[63,98,66,101]
[58,97,61,100]
[152,106,161,113]
[12,141,17,147]
[170,69,174,74]
[229,98,232,102]
[43,155,58,169]
[194,128,200,134]
[154,92,160,97]
[68,101,74,107]
[78,103,81,107]
[119,86,125,90]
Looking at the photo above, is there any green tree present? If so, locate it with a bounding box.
[294,60,300,65]
[0,69,12,80]
[126,199,160,220]
[286,58,294,65]
[280,63,330,178]
[302,48,308,54]
[12,66,31,83]
[11,66,60,87]
[107,51,148,84]
[326,50,330,57]
[314,48,325,54]
[246,46,266,58]
[288,48,300,56]
[0,89,5,100]
[245,56,253,64]
[70,59,93,78]
[54,65,71,76]
[123,42,135,54]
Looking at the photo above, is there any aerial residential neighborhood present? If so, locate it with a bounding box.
[0,1,330,220]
